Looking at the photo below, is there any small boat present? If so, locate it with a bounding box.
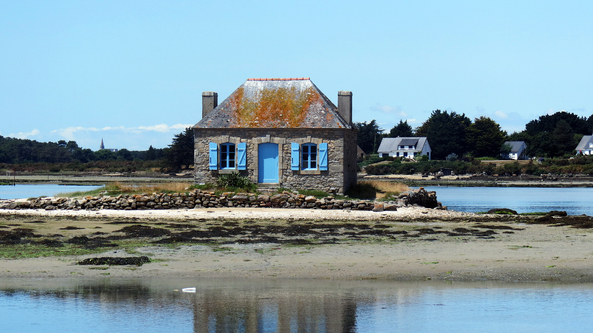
[182,287,196,293]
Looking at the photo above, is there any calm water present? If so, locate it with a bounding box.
[1,279,592,333]
[0,184,102,200]
[2,184,592,216]
[423,186,593,215]
[2,186,593,331]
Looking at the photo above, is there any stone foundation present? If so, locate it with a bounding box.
[0,188,442,212]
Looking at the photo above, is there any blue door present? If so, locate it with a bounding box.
[258,143,278,183]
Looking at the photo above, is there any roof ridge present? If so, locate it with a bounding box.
[247,77,310,81]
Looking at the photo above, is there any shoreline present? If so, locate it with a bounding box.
[1,207,593,283]
[3,173,593,188]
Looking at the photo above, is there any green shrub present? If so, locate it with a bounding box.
[298,189,330,198]
[215,173,257,192]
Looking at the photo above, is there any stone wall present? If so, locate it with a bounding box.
[194,128,357,194]
[0,188,442,212]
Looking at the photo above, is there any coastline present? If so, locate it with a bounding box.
[4,173,593,188]
[1,207,592,283]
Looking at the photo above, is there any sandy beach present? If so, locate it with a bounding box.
[1,207,593,282]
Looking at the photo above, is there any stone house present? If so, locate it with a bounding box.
[575,135,593,155]
[501,141,528,160]
[377,137,431,160]
[193,78,358,194]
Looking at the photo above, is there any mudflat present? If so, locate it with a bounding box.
[1,207,592,282]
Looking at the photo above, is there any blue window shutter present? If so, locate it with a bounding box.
[237,142,246,170]
[209,142,218,170]
[319,143,328,171]
[291,142,300,170]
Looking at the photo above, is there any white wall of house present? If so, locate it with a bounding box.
[381,145,431,160]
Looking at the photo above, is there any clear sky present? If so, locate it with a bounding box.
[1,0,592,151]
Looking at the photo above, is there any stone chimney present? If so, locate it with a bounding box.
[202,91,218,118]
[338,91,352,125]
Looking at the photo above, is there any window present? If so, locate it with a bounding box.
[291,142,328,171]
[302,143,317,170]
[209,142,246,170]
[220,143,235,169]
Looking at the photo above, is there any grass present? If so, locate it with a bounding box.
[298,189,331,198]
[56,179,410,201]
[58,182,194,198]
[346,181,409,200]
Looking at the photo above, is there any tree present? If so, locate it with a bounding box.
[355,120,383,154]
[551,120,576,156]
[467,116,507,158]
[415,110,471,160]
[145,145,157,161]
[166,127,194,171]
[387,120,413,138]
[526,111,589,136]
[500,143,513,158]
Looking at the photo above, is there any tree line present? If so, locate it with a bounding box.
[357,110,593,160]
[0,127,195,171]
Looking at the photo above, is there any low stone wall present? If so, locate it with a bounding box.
[0,188,443,212]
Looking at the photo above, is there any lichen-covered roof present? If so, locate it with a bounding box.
[194,78,351,129]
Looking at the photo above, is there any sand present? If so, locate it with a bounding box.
[1,207,593,282]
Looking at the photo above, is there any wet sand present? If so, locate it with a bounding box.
[1,207,593,282]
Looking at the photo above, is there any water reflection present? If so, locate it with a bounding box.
[1,279,593,332]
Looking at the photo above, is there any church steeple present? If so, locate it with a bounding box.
[100,138,105,150]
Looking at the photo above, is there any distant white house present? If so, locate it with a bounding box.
[575,135,593,155]
[501,141,527,160]
[377,137,431,160]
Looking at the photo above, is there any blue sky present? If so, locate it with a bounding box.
[1,0,592,151]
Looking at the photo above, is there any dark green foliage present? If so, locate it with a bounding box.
[525,111,590,136]
[550,120,576,157]
[500,143,512,156]
[216,173,256,192]
[467,116,507,158]
[165,127,194,171]
[387,120,413,138]
[0,135,165,165]
[355,120,383,154]
[494,162,522,175]
[518,111,590,157]
[298,189,330,198]
[357,153,393,170]
[415,110,471,160]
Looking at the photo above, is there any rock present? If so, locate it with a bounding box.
[546,210,567,217]
[486,208,518,215]
[384,204,398,211]
[373,203,384,212]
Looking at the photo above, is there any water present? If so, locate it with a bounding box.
[2,184,591,216]
[0,184,102,200]
[423,186,593,215]
[1,279,592,332]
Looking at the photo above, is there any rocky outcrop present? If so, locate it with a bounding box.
[0,188,443,212]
